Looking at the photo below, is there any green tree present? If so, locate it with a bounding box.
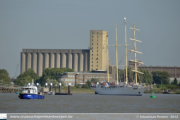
[76,84,80,88]
[118,68,134,83]
[14,69,39,86]
[172,78,178,85]
[17,69,39,80]
[86,80,91,88]
[138,68,153,85]
[14,75,33,86]
[91,78,99,84]
[82,84,89,88]
[39,68,74,86]
[151,71,170,85]
[46,78,59,86]
[118,68,153,84]
[118,69,125,82]
[0,69,11,84]
[61,81,65,87]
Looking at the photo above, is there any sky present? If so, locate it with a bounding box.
[0,0,180,78]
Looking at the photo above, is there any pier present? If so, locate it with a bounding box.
[55,85,72,95]
[0,83,22,93]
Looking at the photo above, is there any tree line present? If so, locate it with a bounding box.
[13,68,74,86]
[0,68,179,87]
[0,69,11,84]
[118,68,179,86]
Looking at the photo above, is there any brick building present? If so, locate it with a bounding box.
[129,61,180,83]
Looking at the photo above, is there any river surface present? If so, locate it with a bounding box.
[0,93,180,113]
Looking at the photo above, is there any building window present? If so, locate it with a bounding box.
[92,43,93,45]
[92,65,93,67]
[97,36,98,38]
[92,39,93,41]
[97,39,98,42]
[92,32,94,34]
[92,50,93,52]
[86,76,92,78]
[85,79,90,82]
[97,47,98,49]
[97,61,98,63]
[92,36,93,38]
[92,61,93,63]
[92,57,93,59]
[93,76,99,78]
[97,32,98,34]
[79,79,83,82]
[97,50,98,52]
[97,54,98,56]
[97,65,98,67]
[97,43,98,45]
[92,47,93,49]
[92,54,93,56]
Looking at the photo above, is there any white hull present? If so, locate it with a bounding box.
[91,86,145,96]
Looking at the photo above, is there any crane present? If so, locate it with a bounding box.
[14,64,19,79]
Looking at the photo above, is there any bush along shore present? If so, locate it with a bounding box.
[144,89,180,94]
[144,84,180,94]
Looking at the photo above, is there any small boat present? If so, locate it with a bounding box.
[18,80,44,99]
[162,91,170,94]
[48,91,55,95]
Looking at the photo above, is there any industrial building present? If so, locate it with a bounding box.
[129,61,180,83]
[20,30,108,76]
[20,29,180,84]
[89,30,108,71]
[58,71,115,86]
[21,49,90,76]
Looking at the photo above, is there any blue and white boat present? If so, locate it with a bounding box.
[18,80,44,99]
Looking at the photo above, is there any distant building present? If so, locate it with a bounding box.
[129,61,180,83]
[89,30,108,71]
[21,49,89,76]
[20,30,108,76]
[58,71,115,86]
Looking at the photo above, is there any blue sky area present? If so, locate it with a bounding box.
[0,0,180,77]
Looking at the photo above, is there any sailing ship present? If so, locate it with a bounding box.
[91,17,146,96]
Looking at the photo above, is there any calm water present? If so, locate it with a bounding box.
[0,93,180,113]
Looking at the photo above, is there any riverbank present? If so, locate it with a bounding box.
[144,88,180,94]
[53,87,94,93]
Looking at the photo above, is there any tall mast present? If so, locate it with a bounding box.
[124,17,128,83]
[130,23,144,84]
[134,23,137,84]
[115,22,118,84]
[106,35,109,82]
